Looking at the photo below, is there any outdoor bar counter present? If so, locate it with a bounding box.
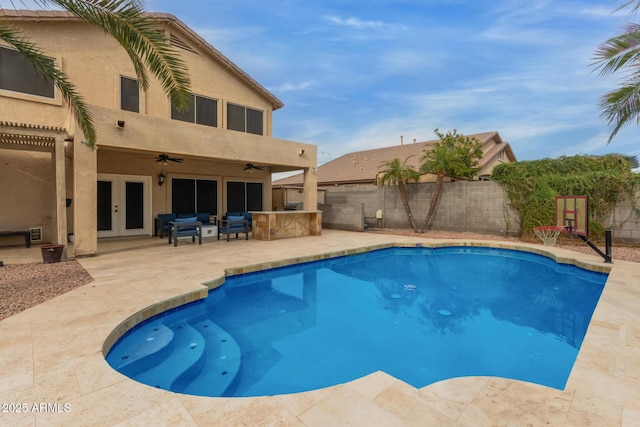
[251,210,322,241]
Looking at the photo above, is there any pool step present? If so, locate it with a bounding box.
[131,322,205,390]
[108,322,174,375]
[171,319,241,397]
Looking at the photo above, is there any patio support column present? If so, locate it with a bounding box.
[302,167,318,210]
[53,136,68,254]
[72,140,98,256]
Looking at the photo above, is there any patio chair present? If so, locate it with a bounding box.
[168,217,202,247]
[218,216,249,241]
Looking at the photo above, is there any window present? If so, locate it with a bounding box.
[0,46,54,98]
[227,103,263,135]
[120,76,139,112]
[171,178,218,215]
[171,94,217,127]
[227,181,263,212]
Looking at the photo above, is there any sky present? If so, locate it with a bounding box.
[3,0,640,168]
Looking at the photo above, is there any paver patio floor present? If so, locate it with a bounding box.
[0,230,639,426]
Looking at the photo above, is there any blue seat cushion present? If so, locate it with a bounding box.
[158,213,176,228]
[174,216,198,232]
[222,216,247,232]
[196,213,210,224]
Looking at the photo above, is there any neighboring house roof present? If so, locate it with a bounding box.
[0,9,284,110]
[274,131,517,186]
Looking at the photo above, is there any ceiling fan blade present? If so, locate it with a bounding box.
[244,163,264,170]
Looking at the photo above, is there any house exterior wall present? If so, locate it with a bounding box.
[0,13,317,253]
[0,150,54,243]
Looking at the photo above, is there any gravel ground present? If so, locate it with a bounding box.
[0,260,93,321]
[1,230,637,321]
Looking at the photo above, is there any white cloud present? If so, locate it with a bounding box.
[270,81,315,93]
[324,15,389,30]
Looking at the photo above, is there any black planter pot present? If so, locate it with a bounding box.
[41,244,65,263]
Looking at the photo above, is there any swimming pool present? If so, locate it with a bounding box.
[106,246,607,397]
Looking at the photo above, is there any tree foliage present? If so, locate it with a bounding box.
[419,129,483,231]
[378,157,421,232]
[492,154,640,238]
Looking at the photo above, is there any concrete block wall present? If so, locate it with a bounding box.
[323,181,521,236]
[322,181,640,242]
[609,192,640,243]
[318,202,365,231]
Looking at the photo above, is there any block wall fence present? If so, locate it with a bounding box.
[318,181,640,243]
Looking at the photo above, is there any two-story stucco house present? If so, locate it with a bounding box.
[0,10,318,256]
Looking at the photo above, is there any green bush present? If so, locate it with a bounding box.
[492,154,639,238]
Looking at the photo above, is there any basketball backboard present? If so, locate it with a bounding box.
[555,196,588,236]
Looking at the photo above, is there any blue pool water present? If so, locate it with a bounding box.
[106,246,607,397]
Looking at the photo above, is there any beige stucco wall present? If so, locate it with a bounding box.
[0,14,317,254]
[0,150,55,245]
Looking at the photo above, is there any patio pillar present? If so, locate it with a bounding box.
[302,167,318,210]
[72,140,98,256]
[53,135,68,254]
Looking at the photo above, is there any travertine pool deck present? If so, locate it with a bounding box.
[0,230,639,426]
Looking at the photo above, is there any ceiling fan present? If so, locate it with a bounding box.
[150,153,184,165]
[243,163,264,171]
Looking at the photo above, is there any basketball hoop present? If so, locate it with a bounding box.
[533,226,566,247]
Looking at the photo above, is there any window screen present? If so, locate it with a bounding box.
[0,46,54,98]
[227,103,245,132]
[246,108,263,135]
[195,96,217,127]
[171,96,195,123]
[120,76,139,112]
[171,178,196,215]
[172,94,217,127]
[171,178,218,215]
[226,103,264,135]
[196,179,218,214]
[246,182,263,211]
[227,181,263,212]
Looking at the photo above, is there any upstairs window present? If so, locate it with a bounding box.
[120,76,139,112]
[171,94,217,127]
[0,46,55,98]
[227,103,263,135]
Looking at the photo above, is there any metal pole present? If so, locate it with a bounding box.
[605,230,612,263]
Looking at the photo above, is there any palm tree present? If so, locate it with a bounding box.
[593,0,640,142]
[419,129,483,232]
[0,0,191,148]
[378,157,421,232]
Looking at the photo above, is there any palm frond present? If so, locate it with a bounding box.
[599,80,640,142]
[0,23,96,147]
[48,0,192,109]
[593,23,640,76]
[616,0,640,15]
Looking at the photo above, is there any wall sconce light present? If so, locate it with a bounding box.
[158,172,166,186]
[298,148,305,156]
[117,120,125,128]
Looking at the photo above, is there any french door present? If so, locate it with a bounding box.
[97,174,151,237]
